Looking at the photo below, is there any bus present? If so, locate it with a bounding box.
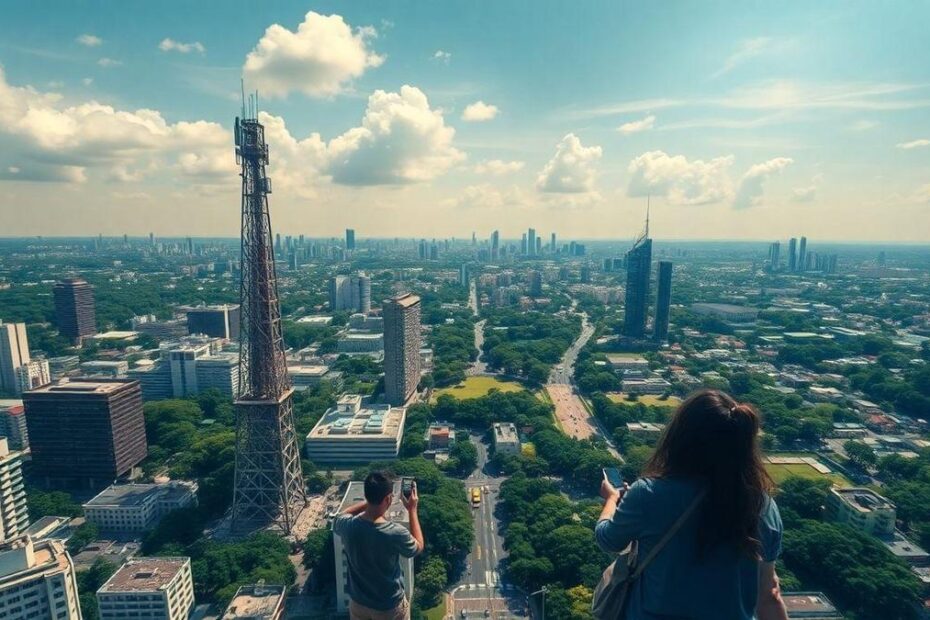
[471,487,481,507]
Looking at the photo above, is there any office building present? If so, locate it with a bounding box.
[83,481,197,534]
[0,439,28,542]
[97,557,194,620]
[222,584,286,620]
[654,261,673,341]
[798,236,808,271]
[383,294,421,406]
[826,488,896,537]
[493,422,520,455]
[0,401,28,450]
[336,332,383,354]
[0,322,29,396]
[305,395,406,463]
[194,353,240,398]
[329,275,372,314]
[15,359,51,394]
[185,304,240,341]
[334,481,413,614]
[345,228,356,251]
[623,231,652,339]
[80,360,129,378]
[53,278,97,345]
[23,378,147,488]
[529,271,543,297]
[768,242,781,272]
[550,232,556,252]
[527,228,536,256]
[131,315,188,340]
[788,237,798,272]
[126,362,173,401]
[459,263,470,287]
[126,336,237,400]
[287,366,343,391]
[0,535,82,620]
[490,230,500,261]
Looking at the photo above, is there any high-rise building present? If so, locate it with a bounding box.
[798,236,808,271]
[429,242,438,261]
[97,557,195,620]
[528,228,537,256]
[53,278,96,345]
[345,228,356,250]
[185,304,240,340]
[551,232,556,252]
[329,274,372,314]
[788,237,798,272]
[0,535,82,620]
[383,293,421,406]
[490,230,500,261]
[768,242,781,272]
[529,271,543,297]
[623,220,652,339]
[459,263,470,287]
[334,481,414,614]
[23,378,147,488]
[0,438,28,542]
[0,321,29,396]
[0,402,29,451]
[535,236,542,255]
[654,261,673,342]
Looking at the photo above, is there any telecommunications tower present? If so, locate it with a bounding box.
[231,101,306,534]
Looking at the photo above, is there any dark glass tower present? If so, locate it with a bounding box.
[623,208,652,340]
[654,261,673,341]
[53,278,96,345]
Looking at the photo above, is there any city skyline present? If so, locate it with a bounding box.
[1,1,929,241]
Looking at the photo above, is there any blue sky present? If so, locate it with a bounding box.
[1,1,928,241]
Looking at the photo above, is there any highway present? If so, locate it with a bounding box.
[450,437,527,619]
[545,312,623,461]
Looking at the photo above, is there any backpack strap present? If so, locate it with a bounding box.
[630,489,706,580]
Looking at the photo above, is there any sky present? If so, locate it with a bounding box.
[1,1,929,242]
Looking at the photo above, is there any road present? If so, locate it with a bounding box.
[450,437,527,619]
[466,319,488,376]
[545,313,623,461]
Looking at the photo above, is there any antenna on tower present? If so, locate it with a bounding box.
[645,194,651,239]
[240,79,246,119]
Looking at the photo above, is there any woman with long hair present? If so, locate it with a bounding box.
[595,389,788,620]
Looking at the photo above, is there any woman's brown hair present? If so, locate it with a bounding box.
[643,389,774,559]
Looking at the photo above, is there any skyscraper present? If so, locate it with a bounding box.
[23,378,147,488]
[623,214,652,339]
[798,236,808,271]
[529,271,543,297]
[768,242,781,272]
[345,228,356,250]
[329,275,371,313]
[551,232,556,252]
[53,278,96,345]
[0,321,29,396]
[0,438,28,542]
[186,304,240,340]
[383,293,421,406]
[528,228,537,256]
[654,261,673,341]
[490,230,500,261]
[788,237,798,272]
[521,233,527,255]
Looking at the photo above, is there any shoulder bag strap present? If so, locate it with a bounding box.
[630,489,706,580]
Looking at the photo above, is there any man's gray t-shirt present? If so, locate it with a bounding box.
[333,514,419,611]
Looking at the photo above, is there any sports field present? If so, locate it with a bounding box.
[606,393,681,407]
[432,375,525,401]
[765,454,852,486]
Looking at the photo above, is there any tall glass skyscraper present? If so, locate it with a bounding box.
[623,234,652,339]
[654,261,673,341]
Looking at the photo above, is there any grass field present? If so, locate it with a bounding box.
[423,601,446,620]
[765,456,852,487]
[432,375,525,401]
[606,393,682,407]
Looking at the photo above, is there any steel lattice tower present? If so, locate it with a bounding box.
[231,112,306,534]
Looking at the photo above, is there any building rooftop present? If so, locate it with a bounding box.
[387,293,420,308]
[782,592,842,618]
[84,482,194,509]
[833,488,895,513]
[493,422,518,443]
[98,557,189,593]
[307,398,405,441]
[222,583,286,619]
[25,377,136,396]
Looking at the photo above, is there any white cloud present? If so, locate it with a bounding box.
[897,139,930,149]
[792,173,823,202]
[432,50,451,63]
[76,34,102,47]
[627,150,734,205]
[617,114,655,135]
[327,85,464,185]
[243,11,383,98]
[474,159,524,175]
[159,38,206,54]
[0,65,234,185]
[536,133,602,194]
[712,37,772,78]
[461,101,499,122]
[849,119,878,131]
[97,58,122,68]
[448,184,530,210]
[733,157,793,209]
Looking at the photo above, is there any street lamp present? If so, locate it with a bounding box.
[529,587,548,620]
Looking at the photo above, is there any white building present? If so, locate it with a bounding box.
[97,557,194,620]
[336,332,384,354]
[0,322,40,396]
[221,583,286,620]
[0,535,82,620]
[194,353,239,398]
[826,488,896,537]
[493,422,520,455]
[305,395,406,464]
[126,336,238,400]
[0,439,28,543]
[333,481,413,614]
[622,377,672,395]
[15,359,50,394]
[79,360,129,378]
[83,482,197,534]
[605,354,649,372]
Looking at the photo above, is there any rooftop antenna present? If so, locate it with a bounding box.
[240,79,246,119]
[645,194,650,239]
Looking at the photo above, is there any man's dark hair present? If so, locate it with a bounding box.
[364,470,395,504]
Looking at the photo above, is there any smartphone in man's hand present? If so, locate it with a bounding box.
[402,477,415,499]
[602,467,623,489]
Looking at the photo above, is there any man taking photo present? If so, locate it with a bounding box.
[334,470,424,620]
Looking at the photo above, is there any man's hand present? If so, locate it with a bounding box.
[401,482,419,512]
[600,479,628,504]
